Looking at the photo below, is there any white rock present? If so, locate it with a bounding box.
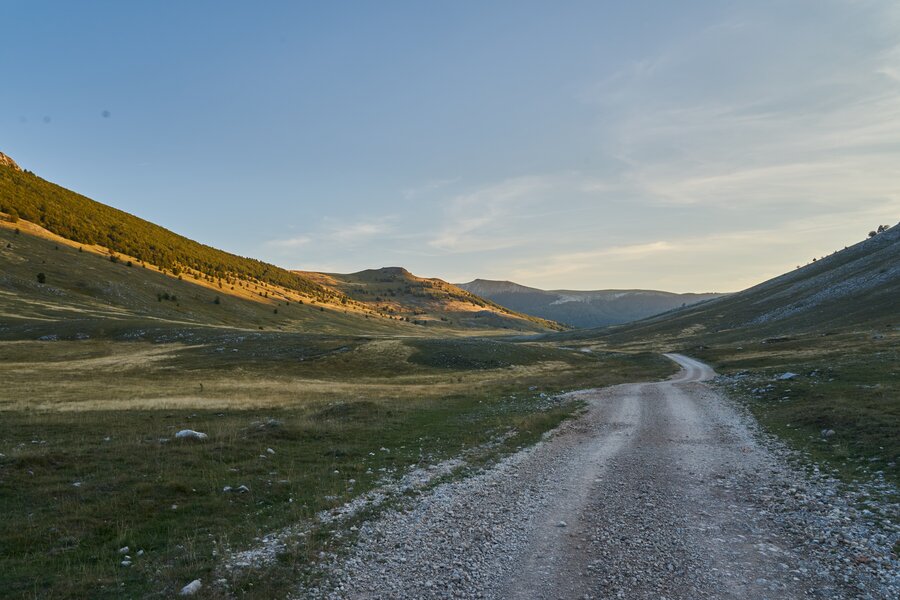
[267,448,275,455]
[179,579,202,595]
[118,546,129,554]
[175,429,208,440]
[120,560,131,567]
[777,372,798,381]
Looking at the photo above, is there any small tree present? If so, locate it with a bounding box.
[213,296,221,305]
[36,272,46,284]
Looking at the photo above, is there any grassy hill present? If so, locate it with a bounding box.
[573,222,898,346]
[457,278,724,328]
[301,267,565,332]
[0,163,332,298]
[0,158,558,336]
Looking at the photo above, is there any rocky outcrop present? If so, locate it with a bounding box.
[0,152,22,171]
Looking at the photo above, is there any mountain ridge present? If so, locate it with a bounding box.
[457,278,725,328]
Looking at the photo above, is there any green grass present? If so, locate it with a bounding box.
[0,335,672,598]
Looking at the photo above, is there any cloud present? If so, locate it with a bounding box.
[428,176,550,252]
[268,1,900,290]
[402,177,460,200]
[505,206,899,292]
[327,218,393,243]
[264,217,396,256]
[265,235,311,248]
[577,2,900,216]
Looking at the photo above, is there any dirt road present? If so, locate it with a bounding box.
[315,354,897,599]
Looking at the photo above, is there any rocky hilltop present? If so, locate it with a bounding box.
[0,151,22,171]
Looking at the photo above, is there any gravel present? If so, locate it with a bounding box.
[297,354,897,599]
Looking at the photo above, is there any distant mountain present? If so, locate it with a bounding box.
[456,279,724,328]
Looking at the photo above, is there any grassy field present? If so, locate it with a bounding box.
[0,332,673,598]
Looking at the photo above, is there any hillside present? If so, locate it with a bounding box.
[457,279,723,328]
[571,221,899,347]
[0,155,557,336]
[0,161,336,300]
[299,268,565,331]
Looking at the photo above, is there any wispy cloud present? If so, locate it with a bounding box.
[265,1,900,289]
[429,176,550,252]
[264,217,396,257]
[265,235,311,248]
[506,206,899,293]
[326,218,394,243]
[402,177,460,200]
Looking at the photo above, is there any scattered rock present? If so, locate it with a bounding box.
[179,579,202,595]
[776,372,798,381]
[175,429,208,441]
[821,429,836,438]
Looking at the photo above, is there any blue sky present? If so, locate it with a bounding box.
[3,1,899,292]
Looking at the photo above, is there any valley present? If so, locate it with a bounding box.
[0,158,897,598]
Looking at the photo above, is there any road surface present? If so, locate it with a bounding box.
[314,354,895,599]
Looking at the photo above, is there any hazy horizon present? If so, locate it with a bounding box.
[4,1,899,293]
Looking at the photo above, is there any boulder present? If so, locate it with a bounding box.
[179,579,202,595]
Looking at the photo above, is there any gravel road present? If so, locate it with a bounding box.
[308,354,898,599]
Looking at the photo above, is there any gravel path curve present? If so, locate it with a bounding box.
[305,354,898,599]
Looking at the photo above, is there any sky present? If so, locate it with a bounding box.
[3,0,899,293]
